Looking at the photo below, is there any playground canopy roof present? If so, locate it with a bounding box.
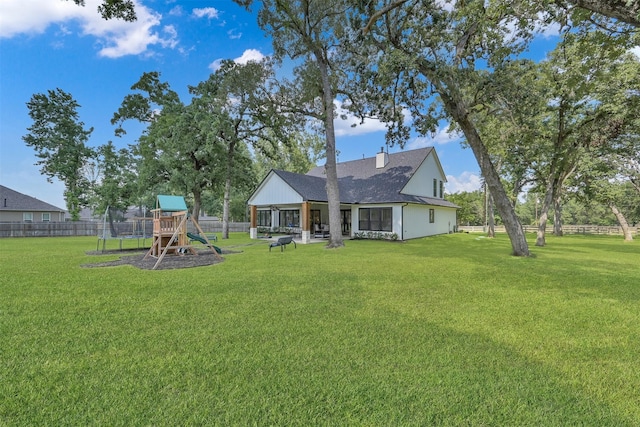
[156,195,188,212]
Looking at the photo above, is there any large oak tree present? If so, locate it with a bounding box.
[23,89,95,221]
[349,0,538,255]
[189,59,289,238]
[235,0,352,248]
[112,72,218,220]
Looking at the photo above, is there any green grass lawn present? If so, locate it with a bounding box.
[1,233,639,425]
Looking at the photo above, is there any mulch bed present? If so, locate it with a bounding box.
[83,247,238,270]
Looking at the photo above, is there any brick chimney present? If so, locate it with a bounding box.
[376,147,388,169]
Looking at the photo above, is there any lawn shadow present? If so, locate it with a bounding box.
[323,311,637,425]
[245,305,638,425]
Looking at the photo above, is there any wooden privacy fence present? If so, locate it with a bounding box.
[0,221,98,237]
[458,225,638,236]
[0,220,250,238]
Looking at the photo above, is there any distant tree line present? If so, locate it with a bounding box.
[448,188,640,229]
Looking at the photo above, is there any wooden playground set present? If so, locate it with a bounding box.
[143,195,222,270]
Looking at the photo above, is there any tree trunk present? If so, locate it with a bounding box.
[486,188,495,238]
[222,176,231,239]
[433,79,529,256]
[192,188,201,224]
[553,194,563,236]
[610,204,634,241]
[551,160,577,238]
[315,51,344,249]
[536,182,554,246]
[108,206,118,237]
[222,141,236,240]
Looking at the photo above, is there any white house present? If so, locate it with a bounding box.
[247,147,458,243]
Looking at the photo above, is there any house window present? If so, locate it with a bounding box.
[359,207,392,231]
[42,213,51,222]
[439,181,443,198]
[257,210,271,227]
[279,209,300,227]
[433,179,437,197]
[429,209,435,223]
[23,212,33,222]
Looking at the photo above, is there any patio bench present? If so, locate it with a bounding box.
[269,235,297,252]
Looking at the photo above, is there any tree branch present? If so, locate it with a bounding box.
[363,0,411,35]
[563,0,640,27]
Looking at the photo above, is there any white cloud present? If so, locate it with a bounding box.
[0,0,78,38]
[499,11,561,47]
[333,100,413,137]
[406,126,462,149]
[235,48,266,64]
[169,5,184,17]
[334,100,386,136]
[209,48,266,71]
[0,0,178,58]
[536,21,562,39]
[193,7,220,20]
[446,171,482,194]
[209,58,224,71]
[228,29,242,40]
[161,25,179,48]
[81,3,179,58]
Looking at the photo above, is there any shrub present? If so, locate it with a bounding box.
[353,231,399,241]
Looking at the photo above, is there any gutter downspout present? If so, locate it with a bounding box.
[401,203,408,241]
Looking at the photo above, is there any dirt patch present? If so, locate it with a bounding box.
[83,247,238,270]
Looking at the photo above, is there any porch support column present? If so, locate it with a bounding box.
[249,205,258,239]
[301,201,311,244]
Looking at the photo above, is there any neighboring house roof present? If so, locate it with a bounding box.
[256,148,458,209]
[0,185,66,212]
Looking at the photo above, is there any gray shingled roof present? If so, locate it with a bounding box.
[0,185,66,212]
[272,148,458,208]
[272,170,328,201]
[306,147,433,180]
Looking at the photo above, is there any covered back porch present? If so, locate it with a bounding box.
[249,202,352,244]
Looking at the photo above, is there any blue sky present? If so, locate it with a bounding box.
[0,0,555,210]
